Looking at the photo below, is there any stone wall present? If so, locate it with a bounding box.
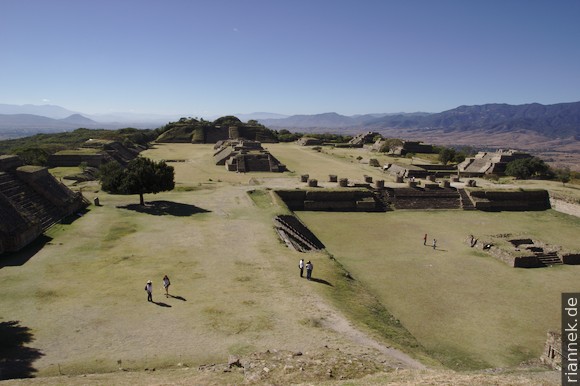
[275,189,379,212]
[16,166,80,208]
[0,158,88,254]
[205,126,230,143]
[469,189,550,211]
[540,331,562,370]
[0,193,42,254]
[0,155,24,171]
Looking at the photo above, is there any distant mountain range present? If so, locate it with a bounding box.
[1,102,579,142]
[258,102,580,140]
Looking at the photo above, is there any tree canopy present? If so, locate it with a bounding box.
[505,157,550,179]
[99,157,175,205]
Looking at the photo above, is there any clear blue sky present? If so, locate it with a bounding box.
[1,0,579,117]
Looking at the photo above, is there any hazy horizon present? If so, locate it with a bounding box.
[1,1,579,117]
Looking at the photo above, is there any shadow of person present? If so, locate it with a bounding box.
[168,295,187,301]
[153,301,172,307]
[310,278,333,286]
[0,321,44,380]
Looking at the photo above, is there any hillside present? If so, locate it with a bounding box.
[0,114,102,130]
[259,102,580,140]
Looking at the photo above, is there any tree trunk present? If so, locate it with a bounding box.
[139,193,144,206]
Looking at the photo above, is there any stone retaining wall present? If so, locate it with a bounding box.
[275,189,379,212]
[469,189,550,211]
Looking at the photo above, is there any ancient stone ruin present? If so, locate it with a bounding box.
[297,136,324,146]
[540,331,562,370]
[48,139,143,168]
[156,116,277,144]
[214,139,286,172]
[383,163,457,179]
[468,189,550,211]
[273,215,325,252]
[458,149,532,177]
[380,185,462,210]
[275,189,381,212]
[0,155,89,254]
[469,234,580,268]
[388,140,434,156]
[348,132,379,147]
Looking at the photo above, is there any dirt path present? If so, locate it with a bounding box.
[550,198,580,218]
[314,298,427,369]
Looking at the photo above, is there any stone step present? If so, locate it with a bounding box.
[537,253,562,265]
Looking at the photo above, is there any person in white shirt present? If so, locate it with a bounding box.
[306,261,313,280]
[145,280,153,302]
[299,259,304,277]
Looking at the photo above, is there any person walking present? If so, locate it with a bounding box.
[306,261,313,281]
[145,280,153,302]
[299,259,304,277]
[423,233,428,246]
[432,239,437,250]
[162,275,171,297]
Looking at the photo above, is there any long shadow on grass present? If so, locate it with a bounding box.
[0,321,43,380]
[168,295,187,301]
[117,201,211,217]
[0,235,52,270]
[153,301,172,307]
[310,278,333,286]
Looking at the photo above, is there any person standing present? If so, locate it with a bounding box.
[306,261,313,281]
[145,280,153,302]
[423,234,428,245]
[162,275,171,297]
[299,259,304,277]
[433,239,437,250]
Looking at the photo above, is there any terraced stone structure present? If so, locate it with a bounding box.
[214,139,286,172]
[348,131,378,147]
[383,163,456,179]
[157,116,277,144]
[381,185,462,210]
[458,149,532,177]
[471,234,580,268]
[0,155,88,254]
[297,137,323,146]
[47,139,143,167]
[468,189,550,211]
[388,140,434,156]
[275,189,381,212]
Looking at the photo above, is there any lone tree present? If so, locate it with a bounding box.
[99,157,175,205]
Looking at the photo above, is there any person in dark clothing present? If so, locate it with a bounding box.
[145,280,153,302]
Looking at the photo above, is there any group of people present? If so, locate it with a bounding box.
[298,259,314,280]
[144,275,171,302]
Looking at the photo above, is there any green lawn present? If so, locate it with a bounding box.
[297,209,580,369]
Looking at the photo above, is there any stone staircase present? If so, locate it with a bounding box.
[0,172,63,230]
[536,251,562,266]
[274,215,325,252]
[371,189,393,211]
[458,188,476,210]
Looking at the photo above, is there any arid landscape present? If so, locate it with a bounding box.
[1,142,579,385]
